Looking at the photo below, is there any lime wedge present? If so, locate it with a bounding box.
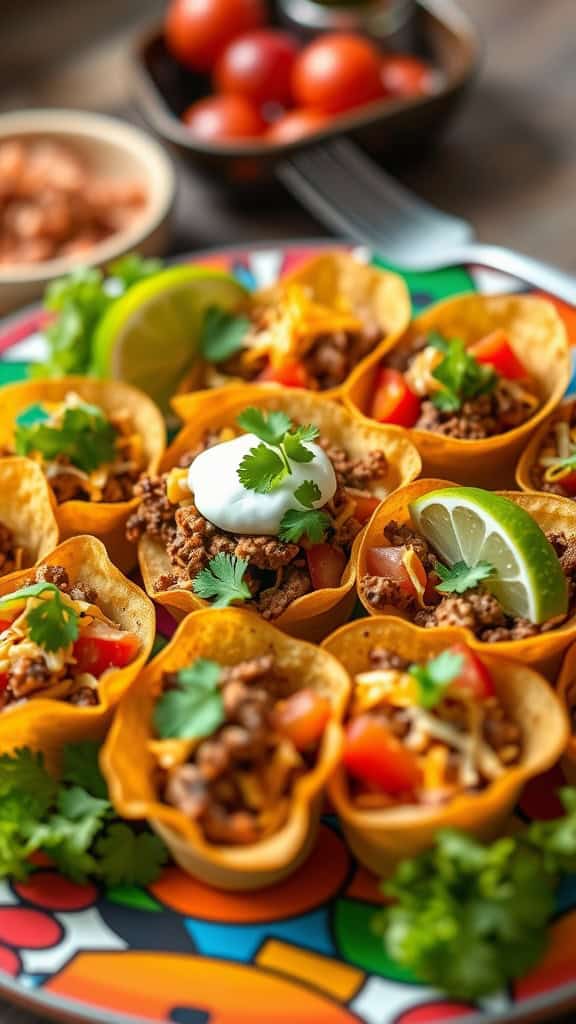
[410,487,568,624]
[92,266,249,410]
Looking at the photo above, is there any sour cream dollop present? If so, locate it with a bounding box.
[188,432,337,536]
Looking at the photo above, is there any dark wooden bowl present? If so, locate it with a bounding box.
[131,0,480,192]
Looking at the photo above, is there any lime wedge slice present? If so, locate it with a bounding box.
[410,487,568,624]
[92,266,249,410]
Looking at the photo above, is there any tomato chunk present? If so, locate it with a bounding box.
[365,545,427,597]
[446,643,495,701]
[259,360,309,389]
[307,544,347,590]
[73,621,139,679]
[353,495,380,525]
[0,672,8,694]
[343,714,422,794]
[274,688,331,750]
[470,330,527,380]
[0,618,15,634]
[559,470,576,496]
[370,368,421,427]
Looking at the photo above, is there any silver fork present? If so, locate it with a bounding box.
[278,138,576,305]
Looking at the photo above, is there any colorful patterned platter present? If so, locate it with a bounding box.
[0,242,575,1024]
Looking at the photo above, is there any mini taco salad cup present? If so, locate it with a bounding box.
[0,535,155,767]
[101,607,351,891]
[556,641,576,786]
[357,477,576,677]
[139,384,421,642]
[516,396,576,497]
[323,616,568,876]
[0,376,166,572]
[0,456,59,574]
[190,250,411,399]
[343,293,570,487]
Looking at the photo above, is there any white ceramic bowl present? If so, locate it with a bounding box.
[0,109,175,314]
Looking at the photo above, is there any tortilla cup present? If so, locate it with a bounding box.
[555,641,576,786]
[101,607,351,890]
[0,535,156,770]
[343,293,570,487]
[0,457,59,574]
[516,397,575,495]
[357,477,576,678]
[323,616,568,876]
[144,384,421,642]
[0,376,166,573]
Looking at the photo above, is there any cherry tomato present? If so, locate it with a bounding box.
[307,544,347,590]
[446,643,496,701]
[380,53,436,99]
[73,621,139,679]
[470,330,528,380]
[216,30,299,108]
[165,0,266,72]
[559,471,576,497]
[274,688,331,750]
[343,714,422,794]
[365,545,427,597]
[353,495,380,525]
[370,367,421,427]
[292,33,385,115]
[267,108,328,145]
[258,360,309,388]
[182,95,266,142]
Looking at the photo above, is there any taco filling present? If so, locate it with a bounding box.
[0,523,22,576]
[531,403,576,498]
[128,408,387,619]
[342,643,521,808]
[9,392,146,503]
[0,566,140,708]
[151,653,331,844]
[370,329,539,438]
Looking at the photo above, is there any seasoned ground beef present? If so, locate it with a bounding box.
[369,647,410,671]
[415,383,534,440]
[320,443,388,490]
[0,521,17,575]
[383,520,436,572]
[359,575,417,612]
[127,475,179,546]
[30,564,97,604]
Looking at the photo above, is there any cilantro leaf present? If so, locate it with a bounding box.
[193,553,251,608]
[409,651,464,709]
[0,749,56,817]
[279,508,331,544]
[153,657,224,739]
[108,254,162,290]
[238,442,287,494]
[95,823,168,886]
[294,479,322,508]
[426,330,450,352]
[431,338,497,412]
[284,423,319,463]
[200,307,251,364]
[237,407,293,446]
[37,266,113,378]
[15,402,117,473]
[62,741,108,799]
[435,560,495,595]
[26,588,80,652]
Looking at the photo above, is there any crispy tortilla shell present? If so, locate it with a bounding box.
[357,477,576,677]
[0,457,59,573]
[101,607,350,890]
[323,616,568,875]
[0,535,156,768]
[556,641,576,786]
[0,376,166,572]
[516,397,575,494]
[344,294,570,487]
[144,385,421,642]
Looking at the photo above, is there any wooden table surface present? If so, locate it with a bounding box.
[0,0,575,1022]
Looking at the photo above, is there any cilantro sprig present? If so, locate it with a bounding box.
[237,408,319,493]
[408,650,464,709]
[279,479,331,544]
[374,787,576,1001]
[429,333,497,412]
[193,553,251,608]
[154,658,225,739]
[435,560,495,595]
[0,742,167,885]
[15,401,117,473]
[0,582,80,652]
[200,307,251,364]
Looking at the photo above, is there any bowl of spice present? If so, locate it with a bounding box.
[0,109,175,313]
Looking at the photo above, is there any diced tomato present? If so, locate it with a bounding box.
[470,330,527,380]
[559,471,576,497]
[0,618,15,634]
[446,643,495,701]
[73,620,139,679]
[274,688,331,750]
[0,673,8,694]
[259,360,309,389]
[343,714,422,794]
[353,495,380,524]
[306,544,347,590]
[365,545,427,598]
[370,368,421,427]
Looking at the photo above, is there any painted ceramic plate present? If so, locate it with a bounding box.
[0,243,575,1024]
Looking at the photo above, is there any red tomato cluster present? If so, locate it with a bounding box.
[164,0,436,145]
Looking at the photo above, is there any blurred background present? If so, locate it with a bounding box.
[1,0,573,269]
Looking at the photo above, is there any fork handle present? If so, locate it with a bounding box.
[449,243,576,306]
